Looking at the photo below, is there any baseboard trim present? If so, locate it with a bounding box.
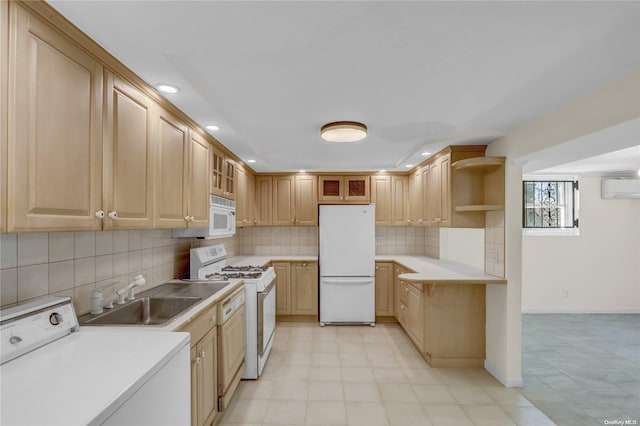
[522,308,640,314]
[484,360,523,388]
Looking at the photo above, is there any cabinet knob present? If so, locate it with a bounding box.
[345,196,349,200]
[95,210,105,219]
[254,219,257,224]
[200,350,206,358]
[375,266,379,270]
[108,211,118,220]
[184,216,190,222]
[295,219,300,224]
[302,263,307,267]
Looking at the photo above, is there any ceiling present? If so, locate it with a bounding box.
[48,1,640,173]
[530,145,640,177]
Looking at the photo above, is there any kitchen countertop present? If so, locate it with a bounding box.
[376,255,507,284]
[226,254,505,285]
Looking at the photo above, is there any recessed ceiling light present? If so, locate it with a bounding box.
[299,169,306,173]
[155,84,179,94]
[637,168,640,177]
[321,121,367,142]
[206,125,220,131]
[247,159,256,163]
[405,164,414,168]
[421,151,432,156]
[379,169,387,173]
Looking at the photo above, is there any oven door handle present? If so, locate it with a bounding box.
[257,277,275,356]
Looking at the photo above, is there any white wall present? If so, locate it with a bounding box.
[522,177,640,313]
[486,69,640,387]
[439,228,484,269]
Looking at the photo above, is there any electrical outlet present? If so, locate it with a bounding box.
[375,236,384,246]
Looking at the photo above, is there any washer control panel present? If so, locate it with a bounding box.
[1,297,78,365]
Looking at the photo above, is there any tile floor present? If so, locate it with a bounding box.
[220,322,554,426]
[521,314,640,426]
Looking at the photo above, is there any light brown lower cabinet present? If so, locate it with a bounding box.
[272,261,318,318]
[394,275,486,368]
[217,305,245,412]
[375,262,394,317]
[177,303,218,426]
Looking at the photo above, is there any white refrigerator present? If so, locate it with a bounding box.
[319,204,375,326]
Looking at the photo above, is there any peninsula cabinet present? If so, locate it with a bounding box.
[375,262,394,317]
[318,175,370,203]
[7,3,104,232]
[177,303,219,426]
[272,175,318,226]
[395,279,487,368]
[272,261,318,319]
[103,72,155,230]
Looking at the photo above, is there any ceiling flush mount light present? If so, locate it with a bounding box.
[154,84,179,94]
[321,121,367,143]
[206,125,220,131]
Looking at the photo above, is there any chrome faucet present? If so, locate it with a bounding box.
[90,275,146,315]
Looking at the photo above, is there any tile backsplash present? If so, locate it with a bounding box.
[238,226,318,255]
[237,226,440,258]
[0,230,237,315]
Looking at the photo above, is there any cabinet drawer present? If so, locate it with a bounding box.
[178,303,218,347]
[399,282,409,305]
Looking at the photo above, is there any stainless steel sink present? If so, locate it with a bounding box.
[79,280,230,326]
[82,297,202,325]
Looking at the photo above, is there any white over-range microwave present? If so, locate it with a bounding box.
[172,195,236,239]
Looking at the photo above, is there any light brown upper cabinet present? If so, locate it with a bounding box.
[408,170,423,226]
[187,130,212,229]
[272,175,318,226]
[0,2,7,233]
[391,176,408,226]
[7,3,103,232]
[153,109,210,229]
[370,175,391,225]
[210,147,225,198]
[223,158,237,200]
[236,165,255,227]
[153,108,188,228]
[254,176,273,226]
[103,72,154,229]
[416,145,500,228]
[211,148,238,201]
[318,175,370,203]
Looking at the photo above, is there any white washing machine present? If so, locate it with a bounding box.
[0,296,190,426]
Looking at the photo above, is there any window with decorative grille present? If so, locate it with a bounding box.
[523,180,578,228]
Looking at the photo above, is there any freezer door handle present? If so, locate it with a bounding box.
[322,277,374,285]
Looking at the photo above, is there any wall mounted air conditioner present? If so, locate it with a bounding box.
[601,178,640,199]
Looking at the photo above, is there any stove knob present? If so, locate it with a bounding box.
[49,312,63,326]
[9,336,22,344]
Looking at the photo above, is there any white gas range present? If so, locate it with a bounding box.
[189,245,275,380]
